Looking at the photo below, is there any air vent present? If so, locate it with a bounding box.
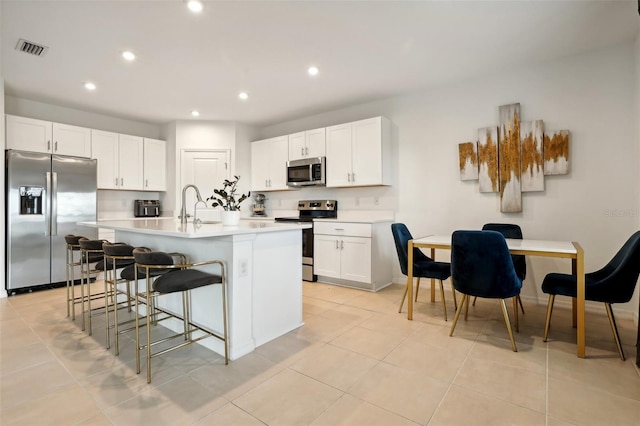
[15,39,49,57]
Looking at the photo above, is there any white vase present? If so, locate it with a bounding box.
[220,210,241,226]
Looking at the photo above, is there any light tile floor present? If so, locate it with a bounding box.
[1,281,639,425]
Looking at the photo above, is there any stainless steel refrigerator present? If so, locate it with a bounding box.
[5,150,97,292]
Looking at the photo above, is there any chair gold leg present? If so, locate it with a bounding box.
[464,293,470,321]
[450,281,457,310]
[543,295,555,342]
[398,277,409,313]
[438,279,447,321]
[604,303,625,361]
[450,294,467,337]
[513,297,519,333]
[500,299,517,352]
[472,296,477,306]
[517,295,525,315]
[414,277,421,302]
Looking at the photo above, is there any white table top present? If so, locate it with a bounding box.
[80,218,311,239]
[413,234,578,254]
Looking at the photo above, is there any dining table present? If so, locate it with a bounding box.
[406,235,586,358]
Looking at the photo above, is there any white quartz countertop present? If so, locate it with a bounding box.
[80,218,311,239]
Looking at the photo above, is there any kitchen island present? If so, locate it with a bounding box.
[80,218,311,360]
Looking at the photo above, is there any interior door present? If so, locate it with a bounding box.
[181,149,230,221]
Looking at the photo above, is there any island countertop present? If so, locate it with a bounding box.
[80,217,311,239]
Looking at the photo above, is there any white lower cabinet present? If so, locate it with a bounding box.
[314,221,392,291]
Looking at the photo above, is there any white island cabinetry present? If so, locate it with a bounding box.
[314,219,393,291]
[79,218,308,360]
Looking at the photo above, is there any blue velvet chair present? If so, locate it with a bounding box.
[391,223,456,321]
[542,231,640,360]
[479,223,526,316]
[449,230,523,351]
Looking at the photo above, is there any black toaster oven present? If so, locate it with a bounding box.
[134,200,160,217]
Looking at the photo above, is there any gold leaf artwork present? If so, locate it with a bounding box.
[521,120,544,192]
[478,127,499,193]
[544,130,570,175]
[458,141,478,181]
[498,103,522,212]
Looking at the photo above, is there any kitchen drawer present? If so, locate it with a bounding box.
[314,221,371,238]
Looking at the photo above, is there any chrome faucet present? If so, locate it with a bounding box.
[180,184,204,225]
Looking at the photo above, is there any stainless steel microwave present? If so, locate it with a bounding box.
[287,157,326,187]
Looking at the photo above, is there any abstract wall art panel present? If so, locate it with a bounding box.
[477,127,499,193]
[520,120,545,192]
[544,130,570,175]
[498,103,522,213]
[458,141,478,181]
[455,102,570,213]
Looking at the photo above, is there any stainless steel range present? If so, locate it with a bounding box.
[275,200,337,282]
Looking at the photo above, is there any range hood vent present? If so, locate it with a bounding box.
[15,39,49,57]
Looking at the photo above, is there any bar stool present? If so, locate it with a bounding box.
[65,235,86,320]
[106,246,178,355]
[102,242,136,351]
[133,247,228,383]
[78,238,109,333]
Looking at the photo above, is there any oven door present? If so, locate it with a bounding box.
[301,227,317,281]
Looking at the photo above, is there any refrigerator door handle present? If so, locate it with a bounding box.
[51,172,58,236]
[45,172,52,236]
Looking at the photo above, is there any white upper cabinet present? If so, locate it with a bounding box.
[117,134,144,190]
[143,138,166,191]
[6,115,52,154]
[288,127,326,161]
[91,130,144,190]
[6,115,91,158]
[91,130,119,189]
[52,122,91,157]
[325,116,391,188]
[251,135,290,191]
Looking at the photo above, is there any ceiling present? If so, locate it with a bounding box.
[2,1,638,127]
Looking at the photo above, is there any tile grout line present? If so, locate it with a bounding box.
[423,301,486,426]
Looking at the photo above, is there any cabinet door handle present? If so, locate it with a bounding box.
[145,179,148,188]
[115,178,118,186]
[340,240,344,250]
[335,240,339,249]
[347,173,351,182]
[301,147,304,156]
[305,146,308,155]
[351,172,355,182]
[54,141,58,152]
[47,140,51,151]
[120,178,124,186]
[335,228,344,231]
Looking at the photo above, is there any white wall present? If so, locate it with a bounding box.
[4,96,161,139]
[636,25,640,233]
[168,120,243,217]
[260,42,639,318]
[1,4,6,297]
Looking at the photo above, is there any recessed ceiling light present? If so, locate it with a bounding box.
[238,92,249,101]
[84,82,96,91]
[191,110,200,117]
[308,66,319,76]
[121,50,136,61]
[186,0,203,13]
